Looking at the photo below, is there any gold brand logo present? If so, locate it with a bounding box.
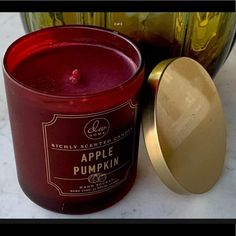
[84,118,110,140]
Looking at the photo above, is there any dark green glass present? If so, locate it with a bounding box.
[21,12,236,77]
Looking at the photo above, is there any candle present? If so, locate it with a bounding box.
[3,26,144,214]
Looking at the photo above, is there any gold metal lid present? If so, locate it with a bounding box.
[142,57,226,194]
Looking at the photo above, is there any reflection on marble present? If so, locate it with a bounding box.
[0,13,236,218]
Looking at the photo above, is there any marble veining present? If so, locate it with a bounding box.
[0,13,236,219]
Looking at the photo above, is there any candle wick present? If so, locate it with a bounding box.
[69,69,80,84]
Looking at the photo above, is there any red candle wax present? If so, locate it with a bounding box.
[12,44,137,95]
[3,26,144,214]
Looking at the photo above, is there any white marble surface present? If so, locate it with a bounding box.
[0,12,236,219]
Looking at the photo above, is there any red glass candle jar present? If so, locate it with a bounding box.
[3,26,144,214]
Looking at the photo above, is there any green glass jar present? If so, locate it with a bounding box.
[21,12,236,77]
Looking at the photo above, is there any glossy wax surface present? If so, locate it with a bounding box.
[12,43,137,96]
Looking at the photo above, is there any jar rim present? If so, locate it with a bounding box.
[3,25,144,100]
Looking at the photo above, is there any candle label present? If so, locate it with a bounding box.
[42,100,137,196]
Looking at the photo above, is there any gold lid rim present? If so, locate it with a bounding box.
[142,58,190,194]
